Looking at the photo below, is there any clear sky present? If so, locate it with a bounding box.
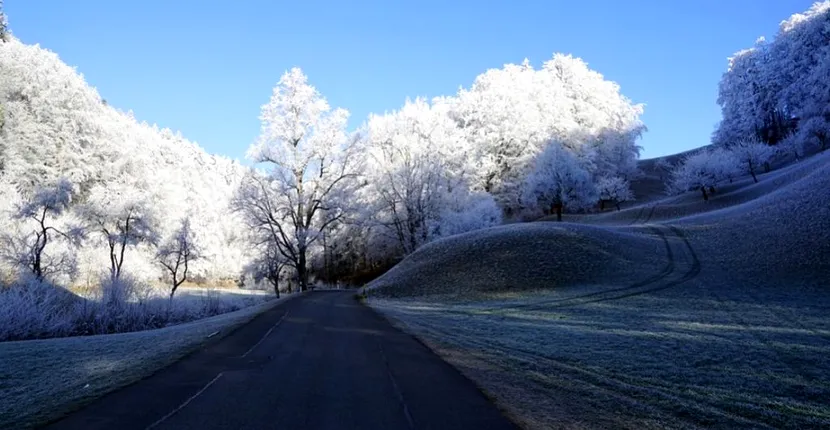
[5,0,816,161]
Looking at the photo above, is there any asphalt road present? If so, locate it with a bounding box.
[46,291,516,430]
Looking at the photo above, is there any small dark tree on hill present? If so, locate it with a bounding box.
[596,176,634,211]
[730,139,774,183]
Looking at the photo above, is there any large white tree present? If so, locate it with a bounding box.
[714,1,830,154]
[237,68,362,290]
[450,54,645,213]
[363,97,480,253]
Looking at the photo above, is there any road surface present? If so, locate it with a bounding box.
[46,291,516,430]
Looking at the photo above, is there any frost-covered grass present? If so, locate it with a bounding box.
[366,222,666,298]
[0,293,293,429]
[0,276,276,341]
[371,280,830,429]
[367,151,830,428]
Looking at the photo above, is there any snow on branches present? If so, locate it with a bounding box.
[714,1,830,154]
[236,67,362,291]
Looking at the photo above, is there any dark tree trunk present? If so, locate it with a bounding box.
[709,186,716,194]
[556,204,563,222]
[600,200,605,211]
[615,202,621,211]
[750,170,758,183]
[764,161,771,173]
[298,252,308,291]
[701,186,709,201]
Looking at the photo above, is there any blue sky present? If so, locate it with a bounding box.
[6,0,816,160]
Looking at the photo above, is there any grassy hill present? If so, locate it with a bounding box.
[367,149,830,429]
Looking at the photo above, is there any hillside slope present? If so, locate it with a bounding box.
[367,223,666,298]
[0,38,251,282]
[367,148,830,429]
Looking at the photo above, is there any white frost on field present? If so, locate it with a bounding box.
[0,293,295,429]
[367,148,830,428]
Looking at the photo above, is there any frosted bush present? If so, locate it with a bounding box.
[432,192,502,238]
[0,275,77,341]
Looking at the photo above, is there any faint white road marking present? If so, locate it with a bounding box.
[241,310,290,358]
[145,372,224,429]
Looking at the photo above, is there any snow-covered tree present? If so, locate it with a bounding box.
[1,179,81,280]
[238,68,362,291]
[797,114,830,153]
[0,0,9,42]
[729,139,774,183]
[596,176,634,211]
[669,150,741,201]
[653,158,675,181]
[522,144,597,221]
[243,239,287,297]
[714,2,830,154]
[450,54,645,213]
[1,38,252,287]
[82,176,158,281]
[363,97,474,253]
[156,218,200,298]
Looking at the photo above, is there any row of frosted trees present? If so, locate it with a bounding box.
[669,1,830,200]
[236,57,646,289]
[1,3,645,295]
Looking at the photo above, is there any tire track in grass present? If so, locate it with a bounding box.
[559,225,701,307]
[506,224,699,311]
[642,204,658,223]
[628,206,647,225]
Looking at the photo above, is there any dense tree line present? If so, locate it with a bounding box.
[670,1,829,200]
[1,26,646,293]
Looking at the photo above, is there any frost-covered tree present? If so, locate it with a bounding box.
[669,149,741,201]
[1,179,81,280]
[797,114,830,153]
[450,55,645,213]
[653,158,675,181]
[0,0,9,42]
[82,173,158,281]
[729,139,774,183]
[522,144,596,221]
[363,97,478,253]
[714,2,830,153]
[243,240,287,297]
[238,68,362,291]
[1,38,252,286]
[156,218,200,298]
[596,176,634,211]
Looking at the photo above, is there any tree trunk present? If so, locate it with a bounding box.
[701,186,709,201]
[615,202,621,211]
[764,162,770,173]
[298,252,308,291]
[556,204,563,222]
[750,170,758,183]
[600,200,605,211]
[709,186,716,194]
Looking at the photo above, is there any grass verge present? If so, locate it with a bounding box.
[0,293,296,429]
